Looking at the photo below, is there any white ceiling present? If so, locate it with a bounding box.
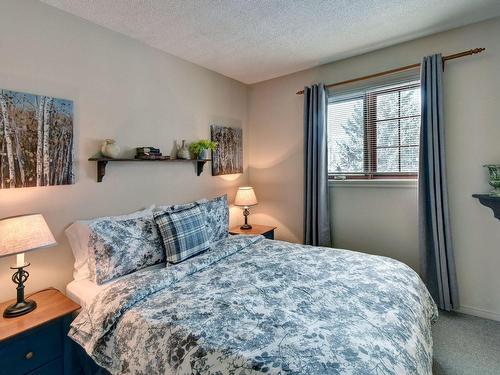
[40,0,500,84]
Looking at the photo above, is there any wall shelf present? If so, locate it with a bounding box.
[472,194,500,220]
[88,157,211,182]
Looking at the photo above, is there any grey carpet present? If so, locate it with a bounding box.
[432,310,500,375]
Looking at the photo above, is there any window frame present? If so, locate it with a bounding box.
[328,80,420,180]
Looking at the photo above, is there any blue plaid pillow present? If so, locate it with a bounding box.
[154,205,210,264]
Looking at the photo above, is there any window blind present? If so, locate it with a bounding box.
[327,78,421,179]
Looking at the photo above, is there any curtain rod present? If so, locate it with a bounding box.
[295,48,485,95]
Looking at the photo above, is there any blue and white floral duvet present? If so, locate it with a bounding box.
[70,235,438,375]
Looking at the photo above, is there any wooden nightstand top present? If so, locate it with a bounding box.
[0,288,80,342]
[229,224,276,236]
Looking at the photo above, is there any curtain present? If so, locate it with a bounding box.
[304,83,331,247]
[419,54,459,311]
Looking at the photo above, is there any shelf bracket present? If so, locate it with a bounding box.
[196,160,208,176]
[472,194,500,220]
[97,160,108,182]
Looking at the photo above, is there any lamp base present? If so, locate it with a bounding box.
[241,207,252,230]
[3,262,36,318]
[3,299,37,318]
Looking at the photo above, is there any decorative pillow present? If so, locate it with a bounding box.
[65,206,160,281]
[198,195,229,242]
[154,205,210,264]
[86,207,165,285]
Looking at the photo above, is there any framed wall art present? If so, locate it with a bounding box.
[0,89,74,188]
[210,125,243,176]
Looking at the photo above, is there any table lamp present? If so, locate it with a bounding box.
[234,187,258,230]
[0,214,56,318]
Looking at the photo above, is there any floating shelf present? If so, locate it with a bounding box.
[472,194,500,220]
[88,157,211,182]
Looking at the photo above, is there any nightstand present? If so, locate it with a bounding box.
[0,288,80,375]
[229,224,276,240]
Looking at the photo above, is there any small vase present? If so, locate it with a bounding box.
[199,149,210,160]
[101,139,120,158]
[171,141,178,160]
[485,164,500,196]
[177,140,190,160]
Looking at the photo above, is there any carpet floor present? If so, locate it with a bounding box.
[432,310,500,375]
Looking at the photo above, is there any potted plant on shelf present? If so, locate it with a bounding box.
[189,140,217,160]
[484,164,500,196]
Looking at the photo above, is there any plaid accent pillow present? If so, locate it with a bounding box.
[154,205,210,264]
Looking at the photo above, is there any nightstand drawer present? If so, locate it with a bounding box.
[27,358,63,375]
[0,320,62,375]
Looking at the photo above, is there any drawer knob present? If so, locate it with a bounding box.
[25,351,34,360]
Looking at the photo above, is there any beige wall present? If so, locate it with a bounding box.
[248,18,500,320]
[0,0,248,301]
[330,182,419,271]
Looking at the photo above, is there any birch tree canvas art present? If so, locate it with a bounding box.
[211,125,243,175]
[0,89,74,188]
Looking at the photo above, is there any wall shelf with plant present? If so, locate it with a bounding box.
[88,156,211,182]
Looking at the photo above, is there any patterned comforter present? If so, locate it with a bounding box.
[70,235,438,375]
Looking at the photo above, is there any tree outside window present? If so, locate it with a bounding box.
[327,81,420,179]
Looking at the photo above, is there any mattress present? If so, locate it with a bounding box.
[66,279,103,308]
[66,263,165,308]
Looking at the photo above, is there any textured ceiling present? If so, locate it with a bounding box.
[40,0,500,84]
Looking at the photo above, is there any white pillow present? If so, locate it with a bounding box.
[65,206,155,281]
[65,221,92,280]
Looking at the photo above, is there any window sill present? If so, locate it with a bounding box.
[329,179,417,189]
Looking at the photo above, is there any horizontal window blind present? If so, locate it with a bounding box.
[327,79,421,179]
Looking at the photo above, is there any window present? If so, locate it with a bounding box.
[327,79,421,179]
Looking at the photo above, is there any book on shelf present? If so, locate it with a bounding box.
[136,147,161,154]
[136,151,162,156]
[134,155,170,160]
[136,152,162,156]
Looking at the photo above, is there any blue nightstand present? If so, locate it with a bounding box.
[0,288,80,375]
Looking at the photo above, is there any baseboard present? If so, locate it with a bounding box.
[458,305,500,322]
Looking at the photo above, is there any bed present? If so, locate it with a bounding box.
[68,234,438,375]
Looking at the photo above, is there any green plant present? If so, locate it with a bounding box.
[189,139,218,156]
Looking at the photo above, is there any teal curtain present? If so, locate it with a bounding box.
[418,54,459,311]
[304,83,331,247]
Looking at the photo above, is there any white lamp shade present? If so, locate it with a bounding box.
[234,187,258,207]
[0,214,56,258]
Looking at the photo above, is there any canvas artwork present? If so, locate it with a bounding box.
[0,89,74,189]
[211,125,243,176]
